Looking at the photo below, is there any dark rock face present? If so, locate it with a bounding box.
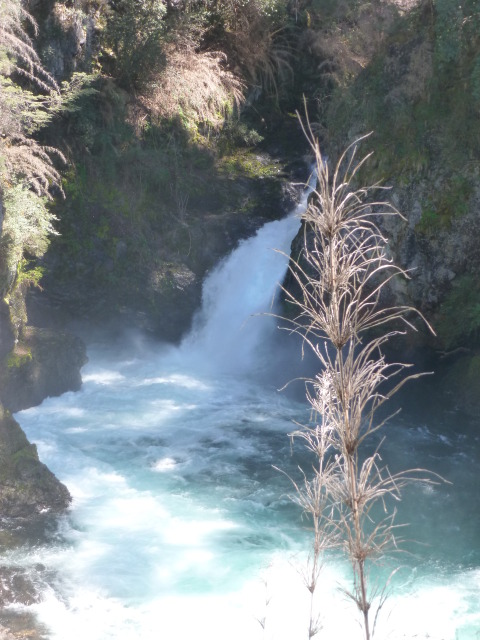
[0,301,14,362]
[0,322,75,633]
[381,178,480,316]
[0,567,40,606]
[0,404,71,519]
[0,327,87,414]
[282,171,480,416]
[0,617,47,640]
[438,355,480,416]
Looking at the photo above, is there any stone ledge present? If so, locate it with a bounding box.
[0,326,87,414]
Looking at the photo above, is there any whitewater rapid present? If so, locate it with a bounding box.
[9,180,480,639]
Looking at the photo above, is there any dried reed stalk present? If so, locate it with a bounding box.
[277,114,438,639]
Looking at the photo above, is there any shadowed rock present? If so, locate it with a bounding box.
[0,404,71,519]
[0,326,87,414]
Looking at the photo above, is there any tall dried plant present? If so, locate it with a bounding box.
[144,42,244,129]
[278,118,437,639]
[209,0,293,98]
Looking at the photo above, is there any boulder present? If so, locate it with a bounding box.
[0,403,71,518]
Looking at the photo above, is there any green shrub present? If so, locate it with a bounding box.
[2,185,58,267]
[103,0,167,91]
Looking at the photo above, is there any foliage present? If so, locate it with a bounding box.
[433,0,480,69]
[218,150,280,179]
[195,0,293,99]
[471,53,480,103]
[2,184,58,264]
[0,0,58,89]
[433,0,463,67]
[0,0,64,202]
[99,0,249,130]
[0,1,96,241]
[5,344,32,369]
[102,0,168,91]
[416,175,474,232]
[0,78,64,200]
[218,118,264,149]
[0,0,75,342]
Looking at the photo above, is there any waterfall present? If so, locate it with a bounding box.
[180,177,314,377]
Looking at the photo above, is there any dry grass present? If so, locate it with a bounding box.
[224,0,293,96]
[142,42,244,129]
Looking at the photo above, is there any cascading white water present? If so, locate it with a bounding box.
[180,209,301,376]
[10,178,480,640]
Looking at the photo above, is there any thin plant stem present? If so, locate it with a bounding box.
[277,110,438,638]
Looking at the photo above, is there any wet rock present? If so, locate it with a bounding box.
[0,404,71,518]
[0,326,87,413]
[0,568,41,607]
[0,613,49,640]
[382,175,480,317]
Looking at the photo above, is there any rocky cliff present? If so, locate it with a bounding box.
[0,318,85,522]
[0,403,71,519]
[0,311,81,525]
[291,0,480,415]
